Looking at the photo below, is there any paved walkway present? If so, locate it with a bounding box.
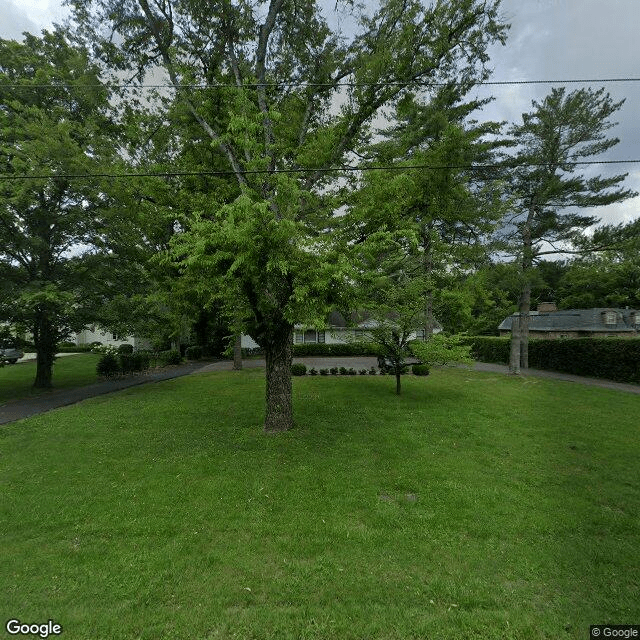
[1,357,638,426]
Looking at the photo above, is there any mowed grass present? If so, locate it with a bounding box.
[1,368,639,640]
[0,354,100,404]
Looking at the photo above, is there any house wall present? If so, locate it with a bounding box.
[74,328,151,350]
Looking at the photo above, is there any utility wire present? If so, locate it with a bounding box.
[1,159,639,181]
[2,78,640,90]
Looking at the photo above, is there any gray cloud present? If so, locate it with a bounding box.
[0,0,38,40]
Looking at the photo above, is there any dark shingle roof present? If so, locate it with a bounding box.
[499,308,639,333]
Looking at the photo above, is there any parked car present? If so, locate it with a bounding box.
[1,347,24,364]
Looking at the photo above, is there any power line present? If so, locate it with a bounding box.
[2,78,640,91]
[1,159,639,181]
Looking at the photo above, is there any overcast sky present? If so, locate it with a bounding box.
[1,0,638,227]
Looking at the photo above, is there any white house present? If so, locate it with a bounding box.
[241,311,441,349]
[73,327,152,350]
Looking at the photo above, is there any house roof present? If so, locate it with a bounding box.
[499,308,639,333]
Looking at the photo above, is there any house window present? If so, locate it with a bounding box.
[294,332,304,344]
[304,330,317,344]
[415,329,426,340]
[317,331,325,344]
[604,311,617,325]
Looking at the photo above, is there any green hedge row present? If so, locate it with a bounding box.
[292,342,382,357]
[463,336,640,384]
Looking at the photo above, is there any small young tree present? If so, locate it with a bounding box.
[500,87,636,373]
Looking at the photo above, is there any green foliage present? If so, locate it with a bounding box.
[464,336,640,384]
[185,345,203,361]
[68,0,508,431]
[291,363,307,376]
[118,344,134,354]
[96,353,120,378]
[412,364,431,376]
[293,343,381,357]
[462,336,511,364]
[158,350,182,366]
[410,334,473,368]
[527,339,640,384]
[0,31,135,388]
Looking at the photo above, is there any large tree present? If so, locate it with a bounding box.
[500,87,636,373]
[0,31,128,388]
[70,0,507,431]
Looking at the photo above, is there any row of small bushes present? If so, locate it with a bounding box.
[96,349,182,377]
[463,336,640,384]
[291,363,429,376]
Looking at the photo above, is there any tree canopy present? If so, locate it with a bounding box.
[0,30,130,387]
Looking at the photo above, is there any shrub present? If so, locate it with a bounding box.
[412,363,430,376]
[319,369,329,376]
[348,367,357,375]
[463,335,640,384]
[159,349,182,366]
[330,367,338,375]
[369,367,377,375]
[291,363,307,376]
[309,367,318,375]
[97,352,120,377]
[118,343,134,354]
[339,366,348,375]
[293,342,381,357]
[359,369,368,375]
[185,345,203,360]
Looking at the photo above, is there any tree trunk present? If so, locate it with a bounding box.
[395,370,402,395]
[519,217,534,371]
[509,313,521,375]
[264,326,294,433]
[33,310,56,389]
[233,334,242,370]
[519,279,532,371]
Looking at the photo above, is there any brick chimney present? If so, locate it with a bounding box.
[537,302,557,313]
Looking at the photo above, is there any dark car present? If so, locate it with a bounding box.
[1,347,24,364]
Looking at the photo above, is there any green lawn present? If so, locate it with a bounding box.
[1,368,639,639]
[0,354,100,404]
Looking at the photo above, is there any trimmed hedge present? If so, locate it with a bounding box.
[293,342,381,357]
[185,345,203,360]
[412,364,430,376]
[291,363,307,376]
[463,336,640,384]
[158,349,182,366]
